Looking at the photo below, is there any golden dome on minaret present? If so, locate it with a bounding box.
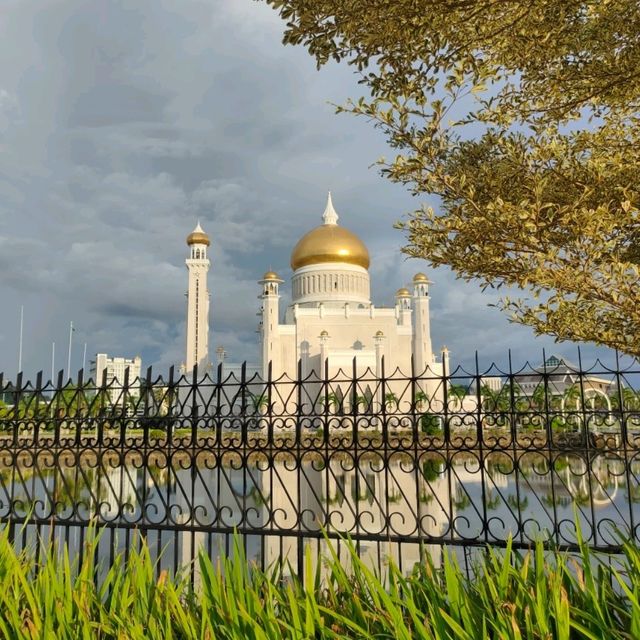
[290,193,370,270]
[261,270,282,281]
[187,221,210,246]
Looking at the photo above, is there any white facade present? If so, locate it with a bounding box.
[184,222,211,373]
[473,376,504,393]
[91,353,142,403]
[257,194,444,410]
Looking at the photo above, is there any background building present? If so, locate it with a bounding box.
[471,376,504,394]
[91,353,142,403]
[517,355,613,398]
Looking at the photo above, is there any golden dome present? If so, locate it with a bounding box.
[413,272,430,283]
[291,225,369,270]
[290,194,369,270]
[187,222,210,246]
[375,330,384,337]
[396,287,411,297]
[262,270,280,281]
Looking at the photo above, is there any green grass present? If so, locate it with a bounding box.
[0,528,638,639]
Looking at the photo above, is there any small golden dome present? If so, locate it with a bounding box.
[320,330,329,338]
[396,287,411,297]
[262,270,280,281]
[413,272,429,283]
[375,330,384,337]
[290,193,370,270]
[187,222,210,246]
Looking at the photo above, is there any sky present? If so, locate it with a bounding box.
[0,0,615,383]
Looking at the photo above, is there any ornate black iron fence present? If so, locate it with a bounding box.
[0,351,639,577]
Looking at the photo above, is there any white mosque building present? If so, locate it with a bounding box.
[183,194,446,408]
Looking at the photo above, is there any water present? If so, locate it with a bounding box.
[1,448,638,578]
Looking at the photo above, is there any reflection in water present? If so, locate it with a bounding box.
[1,452,639,578]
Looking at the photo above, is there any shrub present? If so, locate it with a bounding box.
[420,413,442,435]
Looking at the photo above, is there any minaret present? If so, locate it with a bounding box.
[395,287,412,327]
[412,272,433,375]
[185,222,211,373]
[259,270,283,378]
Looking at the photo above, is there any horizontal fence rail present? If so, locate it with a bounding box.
[0,351,639,578]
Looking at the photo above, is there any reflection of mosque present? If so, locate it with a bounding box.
[260,456,455,575]
[151,460,454,570]
[27,454,630,570]
[103,456,458,576]
[8,452,637,574]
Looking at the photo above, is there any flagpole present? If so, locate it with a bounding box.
[67,321,73,380]
[17,305,23,376]
[51,341,56,400]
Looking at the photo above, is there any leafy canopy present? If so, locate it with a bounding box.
[261,0,640,356]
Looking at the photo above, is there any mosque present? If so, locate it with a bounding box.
[183,194,447,404]
[179,194,450,570]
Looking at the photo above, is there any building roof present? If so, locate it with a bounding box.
[187,221,210,246]
[290,193,370,270]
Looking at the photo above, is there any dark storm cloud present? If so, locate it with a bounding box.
[0,0,606,380]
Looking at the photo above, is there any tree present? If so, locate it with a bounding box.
[564,384,582,408]
[54,386,90,418]
[531,385,547,412]
[262,0,640,355]
[480,385,509,413]
[250,392,269,414]
[355,393,373,413]
[319,392,340,413]
[610,385,640,412]
[448,384,467,410]
[383,392,398,411]
[414,390,429,412]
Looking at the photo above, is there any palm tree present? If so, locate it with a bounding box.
[250,392,269,414]
[319,392,340,413]
[510,388,528,413]
[531,385,547,411]
[384,392,399,411]
[479,385,498,411]
[415,390,429,412]
[560,384,582,430]
[610,386,640,412]
[449,384,467,410]
[351,394,365,414]
[562,385,581,412]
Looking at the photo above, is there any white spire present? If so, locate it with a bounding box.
[193,220,205,233]
[322,191,339,225]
